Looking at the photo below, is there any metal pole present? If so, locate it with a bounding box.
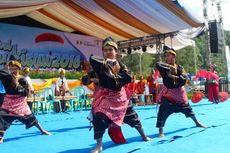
[156,39,162,61]
[203,0,210,66]
[192,41,197,73]
[139,52,142,75]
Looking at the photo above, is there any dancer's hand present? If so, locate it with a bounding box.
[12,73,19,87]
[169,66,177,75]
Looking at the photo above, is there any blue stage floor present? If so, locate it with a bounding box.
[1,98,230,153]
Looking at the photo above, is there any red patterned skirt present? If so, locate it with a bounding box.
[92,86,129,126]
[157,85,188,104]
[1,94,32,116]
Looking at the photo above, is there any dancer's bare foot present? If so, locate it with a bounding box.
[158,127,165,138]
[158,133,165,138]
[41,130,51,135]
[142,136,152,141]
[91,147,102,153]
[196,122,207,128]
[0,137,3,144]
[191,116,207,128]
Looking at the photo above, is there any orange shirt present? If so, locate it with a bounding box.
[147,75,157,90]
[127,81,136,93]
[135,81,145,94]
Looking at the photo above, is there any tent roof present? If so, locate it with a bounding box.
[0,0,203,40]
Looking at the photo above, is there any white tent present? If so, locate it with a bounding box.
[0,0,204,50]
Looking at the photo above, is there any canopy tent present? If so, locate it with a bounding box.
[0,0,204,53]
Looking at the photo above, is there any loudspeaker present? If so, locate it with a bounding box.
[209,21,224,53]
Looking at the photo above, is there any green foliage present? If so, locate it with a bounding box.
[177,31,228,76]
[121,30,229,78]
[122,53,140,74]
[122,52,156,78]
[28,70,84,79]
[176,46,198,74]
[225,30,230,47]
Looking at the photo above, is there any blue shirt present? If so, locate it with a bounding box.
[0,80,6,93]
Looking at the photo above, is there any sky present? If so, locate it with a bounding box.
[182,0,230,31]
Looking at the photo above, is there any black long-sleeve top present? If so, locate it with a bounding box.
[0,70,29,96]
[82,57,131,90]
[155,62,187,89]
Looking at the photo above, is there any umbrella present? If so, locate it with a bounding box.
[219,92,229,102]
[191,91,204,103]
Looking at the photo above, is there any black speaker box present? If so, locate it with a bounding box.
[209,21,224,53]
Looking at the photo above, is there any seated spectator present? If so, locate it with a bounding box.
[55,68,70,112]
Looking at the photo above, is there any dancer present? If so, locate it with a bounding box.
[194,64,220,103]
[155,46,206,138]
[82,37,151,153]
[206,64,220,103]
[0,60,50,144]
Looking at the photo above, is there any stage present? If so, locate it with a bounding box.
[1,98,229,153]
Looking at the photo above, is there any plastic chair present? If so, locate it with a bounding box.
[36,88,62,113]
[85,94,93,109]
[27,93,46,114]
[46,88,62,113]
[34,88,50,114]
[70,86,86,111]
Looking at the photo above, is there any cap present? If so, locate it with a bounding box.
[102,37,118,50]
[8,60,22,70]
[163,45,176,56]
[23,67,30,73]
[58,68,65,74]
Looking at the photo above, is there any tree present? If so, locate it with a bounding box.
[121,29,229,78]
[176,46,200,75]
[122,52,155,78]
[225,30,230,47]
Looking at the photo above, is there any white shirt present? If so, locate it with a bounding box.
[56,77,69,91]
[25,75,34,91]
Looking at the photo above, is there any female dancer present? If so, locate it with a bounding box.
[207,64,220,103]
[194,64,220,103]
[0,60,50,144]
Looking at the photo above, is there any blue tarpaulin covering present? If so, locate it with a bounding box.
[0,98,229,153]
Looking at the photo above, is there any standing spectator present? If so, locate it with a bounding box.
[135,75,146,105]
[147,70,157,104]
[127,75,137,93]
[127,75,139,105]
[135,75,145,94]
